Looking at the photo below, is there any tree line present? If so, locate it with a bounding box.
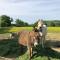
[0,15,60,27]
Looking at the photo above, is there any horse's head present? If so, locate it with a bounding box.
[37,19,44,29]
[31,27,40,47]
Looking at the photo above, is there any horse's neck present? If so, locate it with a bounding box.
[29,31,35,36]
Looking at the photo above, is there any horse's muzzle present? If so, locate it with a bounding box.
[34,41,38,47]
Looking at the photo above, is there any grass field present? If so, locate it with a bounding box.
[0,38,60,60]
[0,27,60,60]
[0,27,60,34]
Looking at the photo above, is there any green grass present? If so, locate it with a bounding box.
[16,45,60,60]
[48,27,60,33]
[0,27,60,60]
[0,39,60,60]
[0,38,21,57]
[0,27,32,34]
[0,27,60,34]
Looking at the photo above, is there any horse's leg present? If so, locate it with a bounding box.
[43,36,46,47]
[30,47,33,57]
[27,47,31,60]
[39,37,41,44]
[28,47,33,60]
[41,36,45,48]
[41,36,44,48]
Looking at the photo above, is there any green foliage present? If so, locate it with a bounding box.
[15,19,29,27]
[0,15,13,27]
[44,20,60,27]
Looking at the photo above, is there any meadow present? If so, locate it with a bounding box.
[0,27,60,60]
[0,27,60,33]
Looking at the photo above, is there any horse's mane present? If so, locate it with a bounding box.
[33,27,38,32]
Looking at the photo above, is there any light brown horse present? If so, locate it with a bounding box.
[18,28,40,60]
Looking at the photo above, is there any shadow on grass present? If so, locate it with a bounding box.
[32,40,60,60]
[45,40,60,47]
[33,45,60,60]
[0,38,27,59]
[0,38,60,60]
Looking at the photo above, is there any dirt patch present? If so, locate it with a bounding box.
[51,48,60,52]
[46,33,60,41]
[0,57,15,60]
[0,33,10,40]
[46,33,60,52]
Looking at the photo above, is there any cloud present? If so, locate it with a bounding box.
[0,0,39,3]
[0,0,60,24]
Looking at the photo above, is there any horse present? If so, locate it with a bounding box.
[37,19,47,48]
[18,28,40,60]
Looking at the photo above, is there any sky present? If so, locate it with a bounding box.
[0,0,60,24]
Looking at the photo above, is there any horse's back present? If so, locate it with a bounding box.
[18,30,30,46]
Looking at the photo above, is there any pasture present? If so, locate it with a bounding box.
[0,27,60,34]
[0,27,60,60]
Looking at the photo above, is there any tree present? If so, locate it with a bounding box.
[0,15,13,27]
[24,22,29,26]
[45,20,60,27]
[50,22,55,26]
[15,19,21,26]
[15,19,29,27]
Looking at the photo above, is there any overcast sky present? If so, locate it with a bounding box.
[0,0,60,24]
